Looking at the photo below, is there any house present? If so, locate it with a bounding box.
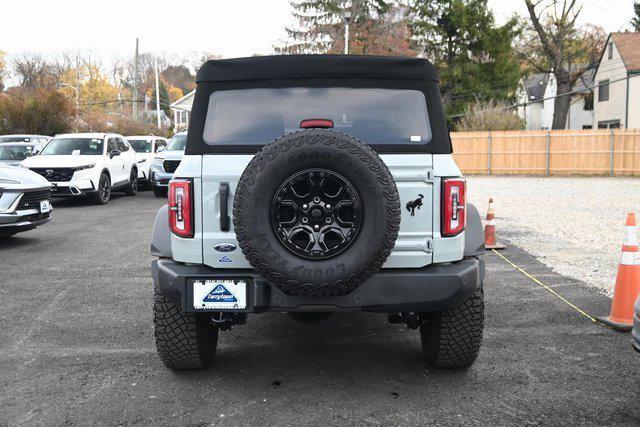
[170,90,195,130]
[516,70,594,130]
[593,32,640,129]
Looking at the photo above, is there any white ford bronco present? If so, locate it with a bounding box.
[150,55,486,370]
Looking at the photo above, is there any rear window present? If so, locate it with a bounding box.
[202,88,431,146]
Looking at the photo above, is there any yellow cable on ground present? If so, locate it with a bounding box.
[491,249,608,327]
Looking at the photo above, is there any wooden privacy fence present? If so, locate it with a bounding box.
[451,129,640,176]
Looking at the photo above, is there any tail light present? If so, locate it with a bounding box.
[300,118,334,129]
[442,178,466,236]
[168,179,193,238]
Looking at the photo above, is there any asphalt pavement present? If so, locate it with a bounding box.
[0,191,638,425]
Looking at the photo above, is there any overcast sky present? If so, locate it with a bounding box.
[0,0,636,60]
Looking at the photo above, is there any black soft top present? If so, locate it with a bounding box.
[187,55,451,155]
[196,55,439,83]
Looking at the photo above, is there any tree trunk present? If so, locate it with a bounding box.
[552,78,572,130]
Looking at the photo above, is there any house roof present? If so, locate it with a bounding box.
[611,32,640,72]
[522,73,549,101]
[170,90,195,109]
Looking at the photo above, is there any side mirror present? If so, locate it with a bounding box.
[157,146,165,153]
[109,149,121,159]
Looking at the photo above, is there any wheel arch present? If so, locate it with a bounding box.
[151,204,172,258]
[464,203,485,257]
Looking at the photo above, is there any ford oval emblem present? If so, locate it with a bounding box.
[214,243,237,253]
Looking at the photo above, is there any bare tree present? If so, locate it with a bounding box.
[12,52,57,89]
[523,0,604,129]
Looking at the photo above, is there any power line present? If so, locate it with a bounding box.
[448,72,640,119]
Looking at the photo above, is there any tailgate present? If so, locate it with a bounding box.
[201,154,433,269]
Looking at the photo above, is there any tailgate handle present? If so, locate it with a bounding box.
[219,182,230,231]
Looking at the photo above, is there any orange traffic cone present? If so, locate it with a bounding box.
[598,213,640,331]
[484,197,505,250]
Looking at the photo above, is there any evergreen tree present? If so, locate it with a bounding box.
[150,81,171,117]
[410,0,521,122]
[277,0,414,56]
[632,1,640,31]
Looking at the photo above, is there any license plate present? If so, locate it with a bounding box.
[193,279,247,310]
[39,200,50,213]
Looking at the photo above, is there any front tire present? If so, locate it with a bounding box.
[124,169,138,196]
[420,287,484,368]
[93,173,111,205]
[153,286,219,370]
[153,186,167,198]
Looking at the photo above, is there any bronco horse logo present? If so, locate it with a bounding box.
[406,194,424,216]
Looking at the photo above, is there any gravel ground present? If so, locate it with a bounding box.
[1,191,639,424]
[467,176,640,295]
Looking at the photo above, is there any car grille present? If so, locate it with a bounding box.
[30,168,75,182]
[163,160,181,173]
[17,189,51,210]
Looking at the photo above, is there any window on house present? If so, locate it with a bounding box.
[608,42,613,60]
[598,80,609,102]
[598,120,620,129]
[583,125,592,130]
[584,92,594,111]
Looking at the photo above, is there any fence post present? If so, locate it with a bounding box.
[546,130,551,176]
[487,131,492,175]
[609,128,615,176]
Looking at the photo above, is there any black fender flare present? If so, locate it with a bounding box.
[464,203,485,257]
[150,205,172,258]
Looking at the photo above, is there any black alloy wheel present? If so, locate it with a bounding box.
[95,173,111,205]
[271,168,362,260]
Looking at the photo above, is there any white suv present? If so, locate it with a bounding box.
[126,135,168,188]
[21,133,139,204]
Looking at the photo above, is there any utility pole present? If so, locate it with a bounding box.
[74,53,79,132]
[155,57,161,130]
[344,11,351,54]
[133,38,139,119]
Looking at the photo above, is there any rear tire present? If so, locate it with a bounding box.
[93,173,111,205]
[420,287,484,368]
[124,169,138,196]
[153,286,219,370]
[153,186,167,198]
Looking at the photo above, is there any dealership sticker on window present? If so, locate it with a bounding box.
[410,135,421,142]
[72,150,81,155]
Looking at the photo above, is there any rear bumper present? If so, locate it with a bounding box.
[152,257,485,313]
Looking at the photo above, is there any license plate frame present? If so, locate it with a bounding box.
[39,200,50,213]
[191,279,248,311]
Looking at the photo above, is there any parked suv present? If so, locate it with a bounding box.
[126,135,168,188]
[149,131,186,197]
[0,165,52,238]
[0,135,51,147]
[21,133,138,204]
[150,56,486,370]
[0,142,41,167]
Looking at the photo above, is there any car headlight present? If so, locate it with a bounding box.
[73,164,96,171]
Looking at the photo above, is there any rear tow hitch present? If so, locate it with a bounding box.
[388,312,426,330]
[210,312,246,331]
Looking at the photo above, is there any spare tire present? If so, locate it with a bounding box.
[233,129,400,297]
